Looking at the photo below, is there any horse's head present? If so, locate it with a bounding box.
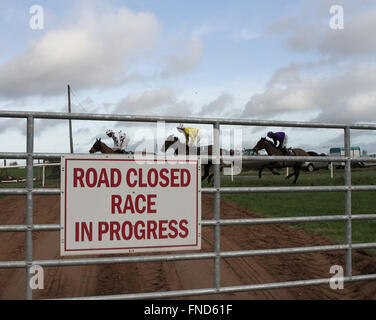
[89,138,102,153]
[252,137,267,153]
[160,135,179,153]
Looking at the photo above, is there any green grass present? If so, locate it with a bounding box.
[205,168,376,255]
[0,167,36,180]
[0,167,60,199]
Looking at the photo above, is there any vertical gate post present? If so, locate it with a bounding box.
[26,116,34,300]
[344,126,352,277]
[213,122,221,290]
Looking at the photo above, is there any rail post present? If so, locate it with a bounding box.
[344,126,352,277]
[213,122,221,290]
[42,165,46,187]
[26,116,34,300]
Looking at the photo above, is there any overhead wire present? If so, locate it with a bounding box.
[70,86,88,113]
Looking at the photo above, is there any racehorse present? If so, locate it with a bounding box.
[252,137,309,184]
[160,135,233,185]
[89,138,134,154]
[89,138,155,156]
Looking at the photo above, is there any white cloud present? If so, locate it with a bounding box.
[251,1,376,124]
[0,118,24,134]
[0,104,67,136]
[319,8,376,58]
[243,86,316,118]
[115,89,240,119]
[0,5,207,99]
[115,87,178,115]
[164,100,193,117]
[198,92,234,117]
[243,61,376,123]
[347,91,376,114]
[267,1,376,59]
[160,36,203,77]
[267,63,303,87]
[0,7,160,98]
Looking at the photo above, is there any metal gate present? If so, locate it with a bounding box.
[1,110,376,300]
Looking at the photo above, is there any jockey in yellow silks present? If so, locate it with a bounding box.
[177,123,200,147]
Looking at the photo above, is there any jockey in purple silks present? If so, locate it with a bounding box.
[267,131,289,155]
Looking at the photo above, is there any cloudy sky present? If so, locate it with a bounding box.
[1,0,376,156]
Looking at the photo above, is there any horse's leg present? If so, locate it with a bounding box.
[258,165,265,179]
[263,162,280,175]
[285,166,295,179]
[286,172,295,179]
[208,164,214,185]
[201,163,210,182]
[204,161,216,185]
[259,162,279,178]
[293,165,301,184]
[269,166,280,175]
[285,164,300,183]
[208,173,214,185]
[208,162,223,185]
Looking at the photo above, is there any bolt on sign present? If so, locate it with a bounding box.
[60,155,201,256]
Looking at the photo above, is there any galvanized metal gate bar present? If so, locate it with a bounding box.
[0,110,376,300]
[2,110,376,130]
[3,151,376,164]
[1,242,376,270]
[54,273,376,300]
[25,116,34,300]
[344,126,352,277]
[213,122,221,290]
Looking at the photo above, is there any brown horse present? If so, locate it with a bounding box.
[252,137,309,184]
[160,135,233,185]
[89,138,134,154]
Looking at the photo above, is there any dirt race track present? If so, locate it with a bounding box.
[0,192,376,300]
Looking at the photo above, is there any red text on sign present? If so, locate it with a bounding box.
[111,194,157,214]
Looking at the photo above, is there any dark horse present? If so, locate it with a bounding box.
[160,135,233,185]
[252,137,309,184]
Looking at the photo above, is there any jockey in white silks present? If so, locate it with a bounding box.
[106,129,130,153]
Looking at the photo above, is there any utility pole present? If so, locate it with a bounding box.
[68,84,74,153]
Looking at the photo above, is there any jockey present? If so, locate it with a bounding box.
[106,129,130,153]
[177,123,200,147]
[267,131,288,154]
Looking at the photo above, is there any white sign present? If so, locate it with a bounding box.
[60,155,201,256]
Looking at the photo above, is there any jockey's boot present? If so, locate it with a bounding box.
[281,147,288,155]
